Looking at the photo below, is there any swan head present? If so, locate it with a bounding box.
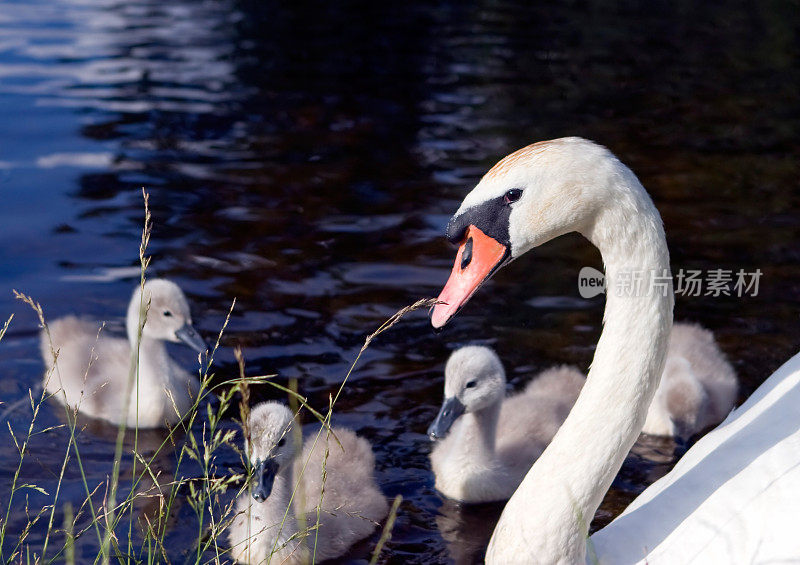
[428,345,506,440]
[431,137,624,328]
[126,279,207,354]
[245,402,297,502]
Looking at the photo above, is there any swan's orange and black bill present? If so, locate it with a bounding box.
[431,225,509,329]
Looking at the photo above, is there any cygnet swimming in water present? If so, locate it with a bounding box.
[40,279,207,428]
[428,345,584,503]
[228,402,389,564]
[641,322,738,439]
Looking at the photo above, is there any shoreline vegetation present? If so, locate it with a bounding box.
[1,190,423,564]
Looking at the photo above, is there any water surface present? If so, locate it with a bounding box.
[1,1,799,562]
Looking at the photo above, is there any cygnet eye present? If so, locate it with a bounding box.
[163,310,173,317]
[465,380,477,389]
[277,437,286,448]
[504,188,523,204]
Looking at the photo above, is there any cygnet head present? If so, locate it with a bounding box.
[245,402,298,502]
[125,279,207,354]
[428,345,506,440]
[663,356,708,439]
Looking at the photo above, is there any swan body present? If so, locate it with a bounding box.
[429,345,583,502]
[228,402,388,565]
[642,322,738,439]
[41,279,206,428]
[592,350,800,563]
[430,137,800,563]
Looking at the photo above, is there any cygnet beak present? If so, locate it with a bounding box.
[427,396,466,440]
[252,457,279,502]
[175,323,208,355]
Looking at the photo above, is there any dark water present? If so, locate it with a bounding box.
[1,0,799,562]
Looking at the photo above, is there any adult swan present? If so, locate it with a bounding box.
[430,137,800,564]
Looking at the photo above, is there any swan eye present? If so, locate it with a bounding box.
[163,310,173,317]
[277,437,286,448]
[465,380,477,389]
[504,189,523,204]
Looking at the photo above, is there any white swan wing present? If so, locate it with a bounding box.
[591,351,800,564]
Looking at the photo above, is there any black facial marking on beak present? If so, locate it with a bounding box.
[445,194,513,248]
[427,396,466,440]
[175,323,208,355]
[446,213,470,244]
[252,458,279,502]
[460,237,474,269]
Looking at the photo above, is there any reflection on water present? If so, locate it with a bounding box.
[436,499,504,565]
[1,0,799,562]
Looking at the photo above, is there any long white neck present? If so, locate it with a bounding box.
[260,468,294,525]
[125,290,171,389]
[126,288,161,384]
[120,337,173,426]
[486,180,673,563]
[237,465,302,563]
[135,337,171,385]
[126,286,147,346]
[454,402,500,464]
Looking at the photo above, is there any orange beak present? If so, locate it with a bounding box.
[431,225,509,329]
